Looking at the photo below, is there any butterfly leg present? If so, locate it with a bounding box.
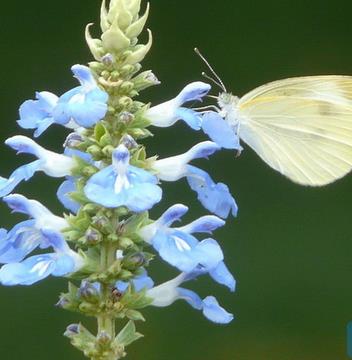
[192,105,221,112]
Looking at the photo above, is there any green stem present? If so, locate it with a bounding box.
[97,242,117,349]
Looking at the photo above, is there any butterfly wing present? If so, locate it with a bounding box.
[237,75,352,186]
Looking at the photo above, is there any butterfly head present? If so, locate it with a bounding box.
[218,92,239,115]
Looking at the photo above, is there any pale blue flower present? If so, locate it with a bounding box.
[139,204,235,291]
[153,141,220,182]
[187,165,238,218]
[53,65,108,128]
[201,111,242,150]
[139,203,225,244]
[147,272,234,324]
[0,229,83,286]
[153,141,237,218]
[0,136,76,197]
[0,194,67,263]
[84,144,162,211]
[146,82,211,129]
[18,65,108,136]
[18,92,59,137]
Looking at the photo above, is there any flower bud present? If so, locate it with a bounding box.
[97,331,112,345]
[122,252,147,270]
[101,53,115,66]
[65,324,80,337]
[85,228,103,245]
[78,281,100,302]
[132,70,160,91]
[118,96,133,108]
[124,30,152,65]
[125,3,150,39]
[121,134,138,149]
[85,24,105,61]
[119,111,134,124]
[64,133,84,148]
[101,20,131,53]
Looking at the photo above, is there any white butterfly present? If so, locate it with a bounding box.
[195,48,352,186]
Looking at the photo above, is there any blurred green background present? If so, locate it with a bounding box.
[0,0,352,359]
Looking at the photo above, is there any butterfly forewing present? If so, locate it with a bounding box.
[237,76,352,186]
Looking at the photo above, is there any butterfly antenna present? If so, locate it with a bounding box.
[201,72,224,90]
[194,47,227,92]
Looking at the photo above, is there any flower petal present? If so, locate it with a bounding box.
[187,165,238,218]
[0,254,57,285]
[0,220,42,263]
[84,164,162,211]
[17,91,58,137]
[202,296,234,324]
[177,215,225,234]
[0,160,42,197]
[202,111,241,149]
[57,178,80,214]
[209,261,236,292]
[174,107,202,130]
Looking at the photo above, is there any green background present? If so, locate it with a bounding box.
[0,0,352,359]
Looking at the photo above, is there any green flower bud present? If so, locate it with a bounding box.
[85,24,105,61]
[118,96,133,108]
[125,3,150,39]
[124,29,152,65]
[87,145,103,158]
[120,81,134,93]
[101,19,131,53]
[118,237,134,249]
[102,145,115,157]
[120,64,135,76]
[132,70,160,91]
[82,165,99,177]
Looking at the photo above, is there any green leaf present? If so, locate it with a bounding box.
[125,309,145,321]
[115,321,143,347]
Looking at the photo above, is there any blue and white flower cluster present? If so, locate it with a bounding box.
[0,2,241,356]
[0,72,237,324]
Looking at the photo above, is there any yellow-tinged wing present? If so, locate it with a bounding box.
[237,76,352,186]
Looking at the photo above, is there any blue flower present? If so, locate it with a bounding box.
[147,273,234,324]
[84,144,162,211]
[0,229,83,286]
[0,194,68,263]
[187,166,238,218]
[153,141,220,181]
[138,204,235,291]
[0,136,76,197]
[153,141,237,218]
[146,82,211,129]
[18,92,59,138]
[139,203,225,243]
[201,111,242,150]
[53,65,108,128]
[18,65,108,136]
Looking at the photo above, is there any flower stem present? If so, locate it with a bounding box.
[96,242,118,359]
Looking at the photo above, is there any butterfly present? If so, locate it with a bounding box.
[195,48,352,186]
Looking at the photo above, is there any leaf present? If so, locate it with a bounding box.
[115,321,143,347]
